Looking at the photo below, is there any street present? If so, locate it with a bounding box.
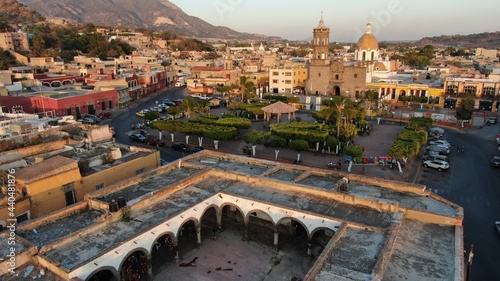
[414,125,500,280]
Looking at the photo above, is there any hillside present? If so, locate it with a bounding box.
[0,0,42,27]
[16,0,280,41]
[417,32,500,48]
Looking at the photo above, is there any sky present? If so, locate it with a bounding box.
[169,0,500,42]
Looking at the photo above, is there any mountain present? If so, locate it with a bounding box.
[16,0,280,41]
[416,31,500,48]
[0,0,42,25]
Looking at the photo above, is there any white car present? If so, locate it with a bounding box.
[427,145,450,154]
[422,159,449,171]
[428,140,451,147]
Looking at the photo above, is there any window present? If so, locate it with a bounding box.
[285,72,292,76]
[446,84,458,94]
[96,183,105,190]
[318,73,321,77]
[464,86,476,95]
[483,87,495,96]
[272,72,279,76]
[335,75,339,80]
[354,74,358,78]
[272,79,278,83]
[285,80,291,84]
[65,190,76,206]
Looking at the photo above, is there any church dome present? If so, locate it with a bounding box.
[357,22,378,50]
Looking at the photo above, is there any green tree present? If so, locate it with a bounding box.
[343,145,363,158]
[243,130,270,156]
[456,94,475,120]
[288,139,309,162]
[144,111,160,121]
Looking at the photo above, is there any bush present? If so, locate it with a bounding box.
[343,145,363,158]
[267,135,286,148]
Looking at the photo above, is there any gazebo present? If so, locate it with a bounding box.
[261,101,298,123]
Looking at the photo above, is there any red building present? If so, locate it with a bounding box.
[0,88,118,119]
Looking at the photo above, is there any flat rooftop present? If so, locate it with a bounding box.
[16,151,461,280]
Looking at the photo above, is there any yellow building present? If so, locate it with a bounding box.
[367,82,444,108]
[269,67,308,94]
[15,156,82,218]
[443,77,500,112]
[5,148,160,221]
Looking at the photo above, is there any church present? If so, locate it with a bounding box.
[305,18,381,98]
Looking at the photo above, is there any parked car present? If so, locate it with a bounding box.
[192,146,204,153]
[171,142,190,152]
[427,145,450,154]
[136,109,150,117]
[491,156,500,167]
[422,154,448,162]
[488,117,497,125]
[83,114,101,123]
[428,140,451,147]
[173,99,184,105]
[97,111,112,119]
[144,138,165,147]
[81,117,96,124]
[163,99,176,107]
[422,159,450,171]
[129,134,146,142]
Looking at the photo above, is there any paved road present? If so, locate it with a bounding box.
[414,125,500,281]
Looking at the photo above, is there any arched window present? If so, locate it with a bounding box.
[362,52,366,61]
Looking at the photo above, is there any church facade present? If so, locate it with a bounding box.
[305,18,368,98]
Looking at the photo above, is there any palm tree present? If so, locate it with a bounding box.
[331,96,348,139]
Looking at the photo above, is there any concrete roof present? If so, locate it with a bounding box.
[14,151,462,280]
[15,155,78,184]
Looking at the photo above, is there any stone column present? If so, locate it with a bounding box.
[243,221,249,242]
[307,237,312,256]
[216,209,222,230]
[196,225,201,247]
[273,231,279,251]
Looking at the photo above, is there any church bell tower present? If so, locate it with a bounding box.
[311,15,330,66]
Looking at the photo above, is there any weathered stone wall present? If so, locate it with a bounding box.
[0,139,67,165]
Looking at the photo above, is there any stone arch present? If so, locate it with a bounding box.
[276,216,310,238]
[149,231,177,254]
[177,217,200,237]
[200,205,221,240]
[245,209,276,226]
[118,247,150,281]
[220,202,245,222]
[246,209,277,246]
[86,266,119,281]
[309,226,336,258]
[150,231,176,275]
[333,86,341,96]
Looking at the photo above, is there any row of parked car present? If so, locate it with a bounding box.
[136,99,183,117]
[422,127,451,171]
[128,132,204,153]
[81,112,112,124]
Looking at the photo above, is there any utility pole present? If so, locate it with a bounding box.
[466,244,474,281]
